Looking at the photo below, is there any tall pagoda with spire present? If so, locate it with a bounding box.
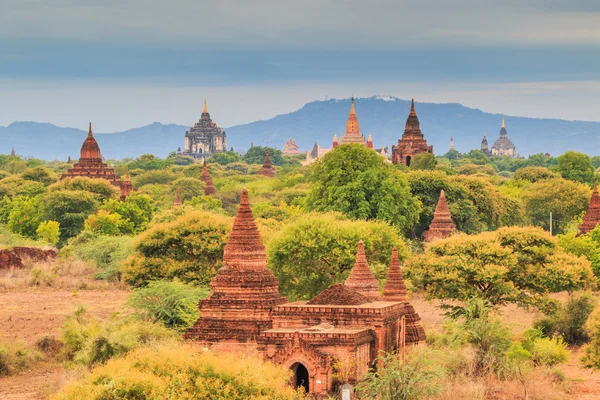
[423,190,457,242]
[60,123,121,188]
[392,99,433,166]
[491,116,516,157]
[480,132,491,156]
[339,98,367,146]
[182,100,227,160]
[257,149,277,178]
[579,180,600,235]
[10,147,15,157]
[200,160,217,195]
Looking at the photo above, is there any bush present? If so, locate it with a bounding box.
[121,211,232,287]
[52,343,302,400]
[534,293,595,345]
[127,280,210,331]
[61,307,175,367]
[0,342,42,376]
[49,177,119,203]
[66,233,134,281]
[529,337,569,367]
[36,220,60,245]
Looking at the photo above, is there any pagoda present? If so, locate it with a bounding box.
[423,190,457,242]
[579,180,600,234]
[345,240,381,300]
[200,160,217,195]
[182,100,227,160]
[491,117,516,157]
[120,169,133,201]
[383,247,407,302]
[60,123,121,187]
[282,138,300,154]
[184,188,287,343]
[391,99,433,166]
[10,147,15,157]
[480,132,491,156]
[339,98,367,146]
[172,188,182,208]
[258,150,277,178]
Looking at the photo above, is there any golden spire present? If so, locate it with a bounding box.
[367,133,373,142]
[501,115,505,129]
[350,97,356,115]
[345,98,360,135]
[203,99,208,113]
[333,132,338,141]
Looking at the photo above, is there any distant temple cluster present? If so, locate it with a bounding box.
[179,100,227,160]
[483,116,517,157]
[392,99,433,166]
[184,188,425,395]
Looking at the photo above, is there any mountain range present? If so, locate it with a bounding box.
[2,96,600,160]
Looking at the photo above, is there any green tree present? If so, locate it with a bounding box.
[121,211,232,287]
[462,150,491,165]
[84,210,134,235]
[101,194,154,233]
[267,212,407,300]
[42,190,100,243]
[132,169,178,187]
[522,178,590,234]
[242,146,284,166]
[208,150,242,165]
[407,227,595,313]
[513,166,560,183]
[21,167,58,186]
[36,220,60,245]
[7,196,43,239]
[126,154,174,170]
[556,151,594,184]
[410,153,437,170]
[0,176,46,198]
[2,157,27,174]
[307,144,420,233]
[49,177,119,203]
[172,177,205,201]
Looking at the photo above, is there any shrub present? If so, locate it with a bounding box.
[530,337,569,367]
[127,280,210,331]
[534,293,595,345]
[121,211,232,287]
[52,343,302,400]
[49,177,119,203]
[61,307,175,367]
[30,267,56,286]
[67,233,134,281]
[36,220,60,245]
[132,169,178,187]
[0,341,42,376]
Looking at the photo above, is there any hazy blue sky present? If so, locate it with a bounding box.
[1,0,599,130]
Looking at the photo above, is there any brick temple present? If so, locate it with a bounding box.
[61,123,122,188]
[258,149,277,178]
[200,160,217,195]
[423,190,457,242]
[392,99,433,166]
[579,180,600,235]
[185,188,425,396]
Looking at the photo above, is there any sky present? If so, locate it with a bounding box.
[1,0,599,131]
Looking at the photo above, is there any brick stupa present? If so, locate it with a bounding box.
[184,188,287,343]
[383,247,407,302]
[423,190,457,242]
[257,149,277,178]
[120,169,133,201]
[345,240,381,300]
[392,99,434,166]
[172,188,182,208]
[579,180,600,234]
[200,160,217,195]
[61,123,121,187]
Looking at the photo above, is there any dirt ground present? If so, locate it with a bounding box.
[0,288,129,399]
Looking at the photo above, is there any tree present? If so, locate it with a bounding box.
[42,190,100,243]
[0,176,46,198]
[85,210,134,235]
[462,150,490,165]
[36,220,60,245]
[407,227,595,313]
[513,166,560,183]
[409,153,437,170]
[207,150,242,165]
[131,169,178,187]
[101,194,154,233]
[49,177,119,203]
[21,167,58,186]
[172,177,205,201]
[242,146,284,166]
[522,178,590,234]
[126,154,174,170]
[267,212,408,300]
[121,211,232,287]
[307,144,420,233]
[556,151,594,184]
[7,196,43,239]
[2,157,27,174]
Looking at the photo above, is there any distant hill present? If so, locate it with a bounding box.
[2,96,600,160]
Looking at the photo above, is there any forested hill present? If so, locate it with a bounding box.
[2,97,600,160]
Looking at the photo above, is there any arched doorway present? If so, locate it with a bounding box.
[406,156,412,167]
[291,362,310,393]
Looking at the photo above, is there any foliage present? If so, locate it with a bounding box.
[126,154,174,171]
[132,169,178,187]
[534,293,595,345]
[243,146,284,166]
[66,233,134,281]
[407,227,595,313]
[101,194,154,233]
[49,177,119,203]
[307,144,420,233]
[555,150,594,184]
[2,157,27,174]
[522,178,590,234]
[207,150,242,165]
[172,177,205,201]
[0,341,42,376]
[60,307,175,367]
[582,309,600,369]
[36,220,60,245]
[21,167,58,186]
[7,196,43,239]
[529,337,569,367]
[513,166,559,183]
[85,210,135,235]
[42,190,100,243]
[187,195,223,212]
[268,212,407,299]
[127,280,210,331]
[121,211,232,287]
[0,176,46,198]
[52,343,302,400]
[409,153,437,170]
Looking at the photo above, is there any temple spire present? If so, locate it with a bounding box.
[333,132,339,148]
[10,147,15,156]
[258,149,277,178]
[88,122,93,137]
[383,247,407,302]
[410,98,416,115]
[173,188,182,207]
[423,190,457,242]
[501,115,505,129]
[203,100,208,113]
[345,240,380,300]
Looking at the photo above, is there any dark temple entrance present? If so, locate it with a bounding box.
[292,363,310,393]
[406,156,411,166]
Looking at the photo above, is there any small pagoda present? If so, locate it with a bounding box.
[61,123,121,187]
[579,180,600,234]
[120,169,133,201]
[258,150,277,178]
[172,188,182,208]
[383,247,407,302]
[282,138,300,154]
[391,99,433,166]
[423,190,457,242]
[339,98,367,146]
[200,160,217,195]
[345,240,381,300]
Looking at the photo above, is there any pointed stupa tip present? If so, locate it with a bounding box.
[356,240,366,259]
[203,159,207,167]
[501,115,505,128]
[240,187,249,205]
[440,189,446,198]
[368,134,373,141]
[350,98,356,114]
[203,99,208,113]
[411,98,415,110]
[88,122,93,137]
[333,132,338,141]
[391,246,398,262]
